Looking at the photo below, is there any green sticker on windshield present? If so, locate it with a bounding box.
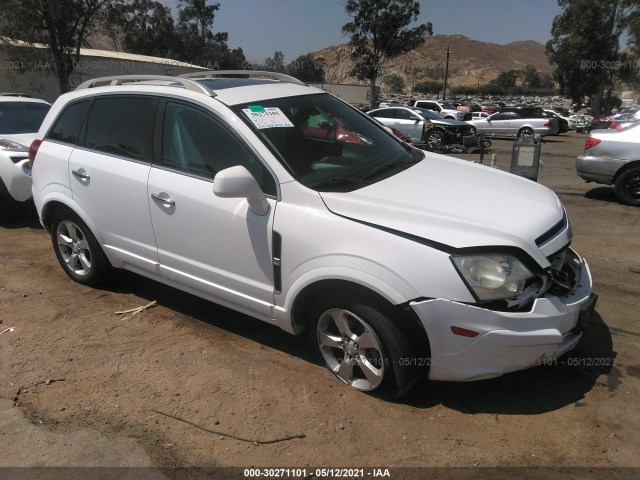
[248,105,266,113]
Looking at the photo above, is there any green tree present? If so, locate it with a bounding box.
[176,0,242,68]
[106,0,179,58]
[0,0,111,93]
[546,0,633,114]
[342,0,432,108]
[413,80,442,95]
[489,70,518,92]
[264,50,285,72]
[287,54,325,83]
[522,64,542,89]
[383,73,406,93]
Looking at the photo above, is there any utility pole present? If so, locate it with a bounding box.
[442,47,451,101]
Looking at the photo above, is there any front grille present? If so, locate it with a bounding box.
[462,112,472,121]
[9,155,28,163]
[536,212,567,247]
[545,247,579,296]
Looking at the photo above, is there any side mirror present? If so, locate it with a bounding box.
[213,165,270,216]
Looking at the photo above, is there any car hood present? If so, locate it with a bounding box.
[0,133,38,148]
[430,118,471,128]
[319,154,564,266]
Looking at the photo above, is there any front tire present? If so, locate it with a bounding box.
[308,292,421,398]
[425,130,445,150]
[50,209,113,286]
[614,167,640,206]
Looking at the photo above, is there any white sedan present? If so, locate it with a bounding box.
[0,95,50,221]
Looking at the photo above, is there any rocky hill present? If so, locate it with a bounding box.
[314,34,553,90]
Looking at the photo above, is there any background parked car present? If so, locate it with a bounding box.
[411,100,472,121]
[472,111,490,120]
[368,106,476,150]
[576,122,640,206]
[572,115,593,133]
[0,95,50,222]
[469,110,559,139]
[544,109,572,132]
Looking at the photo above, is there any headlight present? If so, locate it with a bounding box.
[0,139,28,152]
[451,254,536,301]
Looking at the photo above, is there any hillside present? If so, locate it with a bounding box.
[314,35,553,89]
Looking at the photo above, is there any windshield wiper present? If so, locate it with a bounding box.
[308,176,366,189]
[357,159,418,182]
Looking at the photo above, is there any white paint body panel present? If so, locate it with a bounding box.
[30,80,594,384]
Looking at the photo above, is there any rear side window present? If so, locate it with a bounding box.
[84,96,157,162]
[370,109,396,119]
[46,100,90,145]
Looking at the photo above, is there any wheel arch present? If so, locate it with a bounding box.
[41,197,105,246]
[286,278,430,359]
[612,159,640,184]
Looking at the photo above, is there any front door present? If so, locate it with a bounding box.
[147,100,278,319]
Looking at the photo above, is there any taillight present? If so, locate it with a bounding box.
[544,122,551,127]
[28,139,43,168]
[609,122,622,130]
[584,137,601,150]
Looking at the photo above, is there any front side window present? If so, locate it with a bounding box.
[161,102,276,196]
[231,93,422,192]
[396,109,419,121]
[0,102,50,135]
[84,96,157,162]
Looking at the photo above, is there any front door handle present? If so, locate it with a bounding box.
[72,169,90,180]
[151,193,175,206]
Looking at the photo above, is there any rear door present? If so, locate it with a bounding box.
[68,95,159,270]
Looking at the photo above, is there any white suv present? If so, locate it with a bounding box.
[30,71,596,398]
[0,95,50,221]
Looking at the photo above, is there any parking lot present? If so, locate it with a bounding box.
[1,131,639,474]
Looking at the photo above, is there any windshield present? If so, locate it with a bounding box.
[0,102,50,135]
[231,93,422,191]
[441,102,456,110]
[411,107,440,120]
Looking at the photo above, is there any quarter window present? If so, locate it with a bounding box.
[161,102,276,196]
[84,96,157,162]
[46,100,90,145]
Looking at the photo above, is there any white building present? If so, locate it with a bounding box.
[0,39,206,102]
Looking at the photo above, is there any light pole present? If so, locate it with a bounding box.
[442,47,451,101]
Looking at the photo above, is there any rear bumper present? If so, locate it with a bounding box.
[576,155,625,185]
[410,253,594,382]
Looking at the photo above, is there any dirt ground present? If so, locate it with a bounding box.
[1,131,639,478]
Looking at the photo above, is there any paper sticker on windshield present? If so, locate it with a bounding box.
[242,107,294,129]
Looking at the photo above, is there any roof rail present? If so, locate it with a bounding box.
[178,70,307,86]
[75,75,214,96]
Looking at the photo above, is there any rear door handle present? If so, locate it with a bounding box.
[72,169,90,180]
[151,193,175,206]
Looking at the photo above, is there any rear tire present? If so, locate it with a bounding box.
[614,167,640,206]
[50,208,113,286]
[308,291,421,399]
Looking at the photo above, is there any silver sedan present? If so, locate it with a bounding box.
[576,123,640,206]
[469,111,559,139]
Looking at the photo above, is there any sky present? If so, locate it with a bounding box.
[161,0,564,63]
